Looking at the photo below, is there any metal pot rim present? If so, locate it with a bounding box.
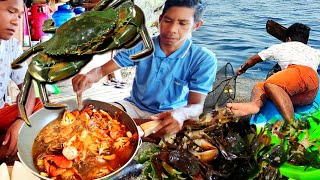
[17,99,142,180]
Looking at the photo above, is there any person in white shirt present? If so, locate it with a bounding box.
[0,0,42,161]
[227,23,320,125]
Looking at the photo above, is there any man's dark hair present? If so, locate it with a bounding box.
[161,0,207,22]
[286,23,310,44]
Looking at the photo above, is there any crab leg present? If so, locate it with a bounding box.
[94,23,138,54]
[11,43,45,69]
[38,83,49,103]
[18,73,33,126]
[130,23,154,60]
[38,82,66,109]
[129,6,154,60]
[93,5,154,60]
[92,0,128,11]
[123,33,141,48]
[92,0,113,11]
[191,149,219,163]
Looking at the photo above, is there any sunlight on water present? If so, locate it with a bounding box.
[135,0,319,79]
[135,0,164,36]
[193,0,320,79]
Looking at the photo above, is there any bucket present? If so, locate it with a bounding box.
[30,4,49,41]
[52,4,75,27]
[74,6,85,15]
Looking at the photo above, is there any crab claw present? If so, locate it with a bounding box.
[43,155,73,175]
[49,155,73,168]
[162,161,183,176]
[11,63,22,69]
[193,139,216,150]
[191,149,219,163]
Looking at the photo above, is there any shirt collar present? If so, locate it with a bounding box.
[153,35,192,59]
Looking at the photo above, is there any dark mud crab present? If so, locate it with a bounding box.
[11,0,154,125]
[137,110,320,179]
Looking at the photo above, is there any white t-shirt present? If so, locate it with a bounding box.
[258,41,320,71]
[0,38,27,108]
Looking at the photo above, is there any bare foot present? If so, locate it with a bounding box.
[226,102,260,117]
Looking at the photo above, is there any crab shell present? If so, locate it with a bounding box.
[44,1,133,56]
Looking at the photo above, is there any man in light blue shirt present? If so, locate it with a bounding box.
[72,0,217,137]
[113,35,216,113]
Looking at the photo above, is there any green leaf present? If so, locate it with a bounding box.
[162,172,169,179]
[136,147,160,164]
[311,116,320,125]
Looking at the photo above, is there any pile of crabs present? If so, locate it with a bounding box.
[137,108,320,180]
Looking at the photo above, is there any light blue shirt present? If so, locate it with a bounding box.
[113,36,217,113]
[0,38,25,108]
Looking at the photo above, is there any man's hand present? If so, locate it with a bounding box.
[72,60,119,93]
[2,119,24,156]
[236,65,246,76]
[72,73,96,94]
[150,110,185,137]
[236,54,263,76]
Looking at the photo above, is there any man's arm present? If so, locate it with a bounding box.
[237,54,263,75]
[150,91,206,136]
[2,83,38,156]
[172,91,206,122]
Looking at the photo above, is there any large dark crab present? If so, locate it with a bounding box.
[11,0,154,126]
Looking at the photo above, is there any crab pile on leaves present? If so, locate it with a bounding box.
[137,108,320,180]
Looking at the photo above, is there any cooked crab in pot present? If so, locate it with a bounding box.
[32,104,138,180]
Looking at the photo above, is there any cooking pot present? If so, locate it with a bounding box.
[17,99,146,180]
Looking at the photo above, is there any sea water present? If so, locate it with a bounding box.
[193,0,320,79]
